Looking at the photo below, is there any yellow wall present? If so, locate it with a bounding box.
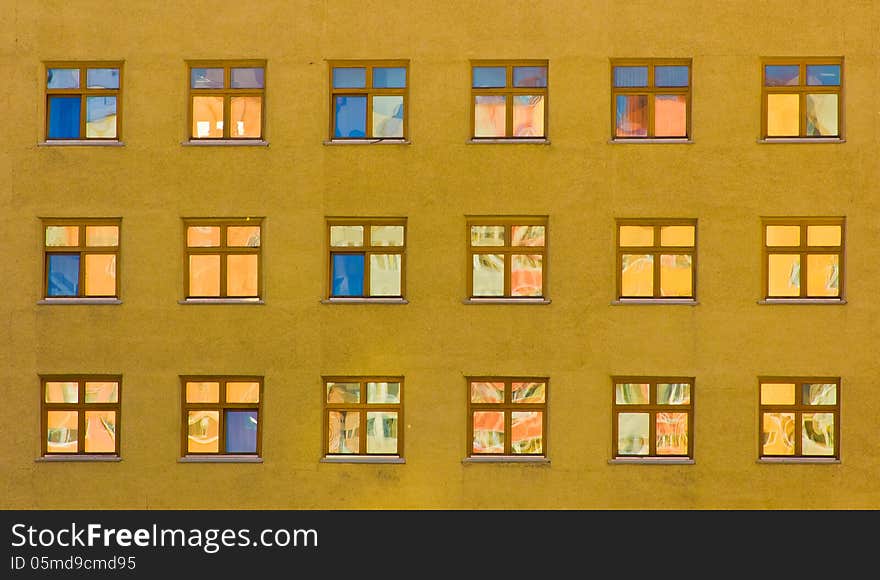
[2,1,879,509]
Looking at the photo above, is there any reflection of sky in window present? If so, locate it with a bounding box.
[472,67,506,87]
[47,68,80,88]
[334,96,366,137]
[513,66,547,87]
[87,68,119,89]
[86,97,116,121]
[806,65,840,86]
[231,67,264,88]
[655,66,688,87]
[614,66,648,87]
[373,67,406,88]
[333,67,366,88]
[765,65,799,86]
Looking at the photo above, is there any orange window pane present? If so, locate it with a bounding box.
[187,411,219,453]
[230,96,262,138]
[471,382,504,403]
[45,226,79,247]
[226,254,258,297]
[619,226,654,247]
[85,382,118,403]
[47,411,78,453]
[660,226,694,247]
[186,382,220,403]
[189,255,221,296]
[659,254,692,297]
[85,226,119,247]
[192,96,224,138]
[473,411,504,453]
[761,383,796,405]
[766,225,800,246]
[767,254,800,296]
[654,95,686,137]
[656,412,688,455]
[227,226,261,247]
[187,226,221,247]
[84,411,116,453]
[84,254,116,296]
[762,412,795,455]
[621,254,653,296]
[511,411,542,453]
[806,254,839,297]
[766,94,799,137]
[226,382,260,403]
[45,381,78,403]
[807,225,841,247]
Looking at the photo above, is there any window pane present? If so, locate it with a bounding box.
[659,254,692,297]
[334,96,367,137]
[328,411,359,453]
[372,67,406,88]
[366,411,398,454]
[760,383,795,405]
[656,412,688,455]
[46,226,79,247]
[512,66,547,87]
[226,382,260,403]
[615,383,649,405]
[225,410,258,453]
[806,225,841,247]
[369,254,401,296]
[619,226,654,247]
[367,382,401,404]
[85,382,118,403]
[471,381,504,404]
[86,68,120,89]
[806,65,840,86]
[85,96,117,138]
[766,225,800,246]
[47,68,79,89]
[617,413,649,455]
[332,67,366,88]
[511,225,545,246]
[84,254,116,296]
[472,66,506,88]
[767,254,800,296]
[660,225,695,247]
[230,67,264,88]
[191,68,224,89]
[511,411,542,453]
[84,411,116,453]
[762,412,795,455]
[48,96,81,139]
[187,226,221,247]
[511,254,543,296]
[472,254,504,296]
[187,411,219,453]
[370,225,404,246]
[802,413,834,456]
[227,226,261,247]
[621,254,653,296]
[471,225,505,246]
[765,65,800,86]
[513,95,544,137]
[45,381,78,403]
[473,411,504,453]
[330,225,364,247]
[654,94,686,137]
[327,382,361,404]
[186,382,220,403]
[47,411,78,453]
[512,382,545,403]
[806,254,839,297]
[615,95,648,137]
[192,96,224,138]
[613,66,648,87]
[189,255,221,296]
[804,383,837,405]
[766,94,799,137]
[654,66,689,87]
[47,254,80,296]
[331,254,365,296]
[474,95,506,137]
[806,93,838,136]
[372,95,404,138]
[226,254,258,297]
[657,383,690,405]
[230,96,262,138]
[85,226,118,247]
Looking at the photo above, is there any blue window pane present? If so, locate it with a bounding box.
[473,67,506,88]
[806,65,841,86]
[332,67,366,88]
[86,68,119,89]
[513,66,547,87]
[231,67,265,88]
[47,68,79,89]
[191,68,224,89]
[765,65,800,86]
[332,254,365,296]
[225,411,258,453]
[373,67,406,88]
[47,254,80,296]
[334,96,367,137]
[614,66,648,87]
[655,66,689,87]
[47,96,81,139]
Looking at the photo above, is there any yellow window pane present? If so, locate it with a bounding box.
[619,226,654,247]
[187,411,219,453]
[84,411,116,453]
[766,225,800,247]
[187,226,220,247]
[186,382,220,403]
[472,254,504,296]
[192,96,224,138]
[45,226,79,247]
[226,382,260,403]
[807,225,841,247]
[227,226,261,247]
[47,411,78,453]
[230,96,262,138]
[84,254,116,296]
[762,412,795,455]
[659,254,692,297]
[806,93,838,136]
[189,255,221,296]
[85,226,118,247]
[767,254,800,297]
[227,254,258,297]
[471,225,505,246]
[761,383,796,405]
[370,225,404,246]
[85,382,118,403]
[621,254,653,296]
[806,254,839,297]
[330,225,364,247]
[369,254,401,296]
[660,226,694,247]
[766,94,800,137]
[45,381,78,403]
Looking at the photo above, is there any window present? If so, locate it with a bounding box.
[181,376,262,456]
[761,58,842,139]
[467,217,548,300]
[471,60,548,139]
[467,378,547,458]
[41,375,121,457]
[44,61,122,141]
[759,377,839,459]
[762,217,844,300]
[42,219,120,300]
[616,219,696,301]
[183,218,262,301]
[329,60,408,140]
[326,218,406,300]
[612,377,693,460]
[611,59,690,139]
[187,60,266,140]
[323,377,403,457]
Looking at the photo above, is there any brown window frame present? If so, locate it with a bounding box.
[758,376,840,460]
[326,218,407,300]
[611,376,694,459]
[186,59,267,141]
[183,217,263,301]
[470,59,549,140]
[610,58,692,140]
[760,57,843,140]
[615,218,697,301]
[761,217,845,300]
[328,59,409,141]
[466,377,548,458]
[44,60,123,141]
[42,218,121,299]
[180,375,263,457]
[466,216,548,300]
[322,376,404,457]
[40,374,122,457]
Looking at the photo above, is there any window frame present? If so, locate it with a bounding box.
[611,376,695,461]
[327,59,409,142]
[180,375,263,458]
[761,217,845,301]
[325,217,407,301]
[466,216,549,301]
[615,218,697,302]
[469,59,549,141]
[760,56,844,140]
[322,376,405,459]
[610,58,692,141]
[182,217,264,302]
[186,59,267,142]
[43,60,123,142]
[40,374,122,458]
[466,376,549,459]
[41,218,122,300]
[758,376,840,460]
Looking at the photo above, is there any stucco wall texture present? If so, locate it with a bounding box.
[2,1,879,509]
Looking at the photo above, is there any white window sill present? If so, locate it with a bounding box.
[320,456,405,464]
[323,139,410,145]
[179,298,264,305]
[181,139,269,146]
[757,137,844,144]
[462,456,550,464]
[612,298,698,305]
[757,298,846,305]
[38,140,124,147]
[609,457,694,465]
[178,455,263,463]
[466,138,549,145]
[321,297,408,304]
[38,298,122,305]
[36,455,121,462]
[757,457,840,464]
[463,298,551,305]
[608,138,693,144]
